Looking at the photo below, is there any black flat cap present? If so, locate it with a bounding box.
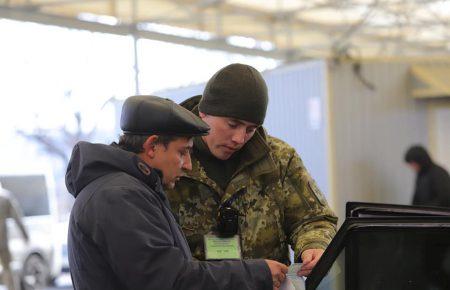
[120,95,210,136]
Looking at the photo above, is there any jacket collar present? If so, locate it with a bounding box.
[132,155,167,201]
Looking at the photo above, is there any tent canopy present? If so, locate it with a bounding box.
[1,0,450,61]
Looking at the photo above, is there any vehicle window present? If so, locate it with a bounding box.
[0,175,50,216]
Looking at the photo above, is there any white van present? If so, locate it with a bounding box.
[0,175,67,290]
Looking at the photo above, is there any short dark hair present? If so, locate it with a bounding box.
[404,145,433,169]
[118,134,178,153]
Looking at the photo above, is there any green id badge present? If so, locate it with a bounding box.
[204,234,242,260]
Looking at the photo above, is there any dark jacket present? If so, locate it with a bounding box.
[413,164,450,208]
[405,146,450,207]
[66,141,272,290]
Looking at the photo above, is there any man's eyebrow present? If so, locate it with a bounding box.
[229,118,243,124]
[230,118,258,128]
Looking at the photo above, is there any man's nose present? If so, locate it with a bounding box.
[231,128,246,145]
[182,153,192,171]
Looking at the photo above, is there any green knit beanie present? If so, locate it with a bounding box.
[199,63,268,125]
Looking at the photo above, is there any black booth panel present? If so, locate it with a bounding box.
[348,229,450,290]
[346,202,450,218]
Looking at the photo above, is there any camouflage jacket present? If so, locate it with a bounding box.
[167,97,337,264]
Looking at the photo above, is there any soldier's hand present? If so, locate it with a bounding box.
[297,248,324,277]
[265,259,288,290]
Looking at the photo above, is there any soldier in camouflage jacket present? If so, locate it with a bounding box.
[167,64,337,276]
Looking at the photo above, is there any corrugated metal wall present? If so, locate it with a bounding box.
[329,60,429,218]
[263,61,329,196]
[158,83,205,104]
[158,60,331,197]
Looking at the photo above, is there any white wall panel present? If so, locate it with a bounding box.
[428,101,450,172]
[329,60,429,218]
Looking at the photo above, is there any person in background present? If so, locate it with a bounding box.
[0,182,29,290]
[167,63,337,277]
[404,145,450,208]
[66,95,287,290]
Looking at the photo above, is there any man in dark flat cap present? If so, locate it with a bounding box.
[66,95,287,290]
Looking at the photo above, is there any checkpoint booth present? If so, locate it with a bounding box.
[306,202,450,290]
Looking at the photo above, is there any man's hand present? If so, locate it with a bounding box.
[297,249,324,277]
[265,259,288,290]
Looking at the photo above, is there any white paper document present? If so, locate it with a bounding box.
[280,263,305,290]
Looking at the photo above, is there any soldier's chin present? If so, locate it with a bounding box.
[163,180,176,189]
[215,149,234,160]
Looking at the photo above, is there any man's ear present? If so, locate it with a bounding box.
[143,135,159,159]
[199,111,206,119]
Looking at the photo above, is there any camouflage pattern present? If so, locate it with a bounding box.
[167,95,337,264]
[167,131,337,265]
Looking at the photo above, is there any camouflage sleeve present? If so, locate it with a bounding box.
[271,138,337,260]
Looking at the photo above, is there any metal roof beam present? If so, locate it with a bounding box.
[0,6,287,59]
[9,0,107,9]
